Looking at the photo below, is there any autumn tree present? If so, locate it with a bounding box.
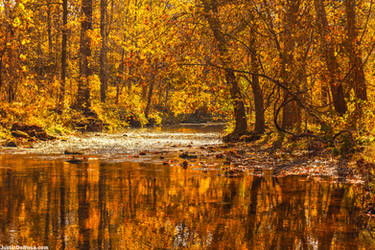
[100,0,108,103]
[200,0,248,139]
[237,3,265,134]
[1,0,375,139]
[314,0,347,115]
[76,0,93,112]
[344,0,367,102]
[279,1,302,130]
[59,0,68,110]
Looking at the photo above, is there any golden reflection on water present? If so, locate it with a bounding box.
[0,155,374,249]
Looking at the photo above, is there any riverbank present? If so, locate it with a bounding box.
[1,125,373,187]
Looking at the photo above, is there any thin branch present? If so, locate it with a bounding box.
[359,0,373,45]
[179,62,324,124]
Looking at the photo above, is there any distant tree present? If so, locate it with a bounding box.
[59,0,68,110]
[100,0,108,103]
[76,0,93,111]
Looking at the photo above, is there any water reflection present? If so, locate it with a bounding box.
[0,155,374,249]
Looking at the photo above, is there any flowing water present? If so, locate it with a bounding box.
[0,124,374,249]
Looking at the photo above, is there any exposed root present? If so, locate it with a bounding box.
[223,130,262,143]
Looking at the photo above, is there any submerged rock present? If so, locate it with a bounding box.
[179,152,197,159]
[64,150,83,155]
[5,141,17,147]
[215,153,224,159]
[181,160,188,169]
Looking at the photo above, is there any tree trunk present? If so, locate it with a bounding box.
[76,0,93,111]
[100,0,108,103]
[201,0,248,136]
[116,48,125,104]
[250,75,265,134]
[281,1,301,130]
[8,50,16,103]
[8,82,15,103]
[248,13,265,134]
[226,69,248,134]
[59,0,67,110]
[47,0,53,58]
[115,85,120,104]
[144,77,154,119]
[344,0,367,101]
[164,82,170,111]
[247,47,265,134]
[314,0,347,115]
[321,75,329,107]
[0,55,2,89]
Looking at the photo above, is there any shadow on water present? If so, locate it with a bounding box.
[0,156,374,249]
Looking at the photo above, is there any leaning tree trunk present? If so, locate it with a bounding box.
[314,0,347,115]
[201,0,248,137]
[76,0,93,111]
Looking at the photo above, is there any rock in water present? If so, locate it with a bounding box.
[64,150,83,155]
[5,141,17,147]
[181,160,188,169]
[179,152,197,159]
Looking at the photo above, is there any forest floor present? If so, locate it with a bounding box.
[165,140,371,185]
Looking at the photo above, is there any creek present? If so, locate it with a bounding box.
[0,124,373,249]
